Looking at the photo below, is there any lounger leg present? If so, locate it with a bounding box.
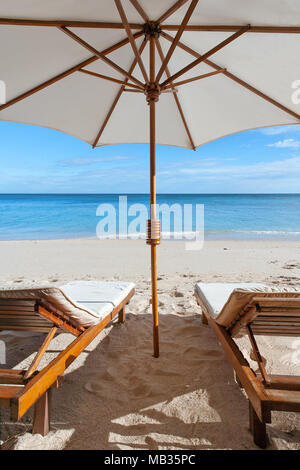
[249,401,268,449]
[118,307,125,324]
[202,312,208,325]
[32,389,52,436]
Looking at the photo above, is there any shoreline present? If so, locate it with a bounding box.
[1,232,300,242]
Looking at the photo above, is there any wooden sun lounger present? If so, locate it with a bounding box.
[0,281,135,436]
[195,282,300,448]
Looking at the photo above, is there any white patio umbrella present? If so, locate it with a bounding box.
[1,0,300,357]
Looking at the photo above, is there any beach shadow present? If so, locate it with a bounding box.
[0,331,51,370]
[27,312,260,450]
[0,330,75,444]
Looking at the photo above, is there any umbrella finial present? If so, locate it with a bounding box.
[143,22,161,40]
[145,83,161,104]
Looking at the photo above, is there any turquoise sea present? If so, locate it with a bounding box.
[0,194,299,241]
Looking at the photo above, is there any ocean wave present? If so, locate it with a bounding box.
[243,231,300,235]
[204,230,300,240]
[96,231,204,240]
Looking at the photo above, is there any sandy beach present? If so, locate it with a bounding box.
[1,238,300,450]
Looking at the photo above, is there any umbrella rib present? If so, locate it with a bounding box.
[160,24,300,33]
[156,0,199,83]
[123,88,144,92]
[156,0,189,24]
[58,26,144,88]
[161,24,250,88]
[128,0,149,22]
[162,69,225,89]
[92,38,148,148]
[155,38,196,150]
[78,69,143,90]
[114,0,149,85]
[161,31,300,122]
[2,18,300,34]
[0,18,142,29]
[0,32,143,112]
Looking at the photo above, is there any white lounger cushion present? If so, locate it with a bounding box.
[0,281,135,329]
[60,281,135,324]
[195,282,300,329]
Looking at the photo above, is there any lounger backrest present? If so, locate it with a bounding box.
[0,286,101,333]
[216,287,300,336]
[0,282,135,332]
[0,298,53,332]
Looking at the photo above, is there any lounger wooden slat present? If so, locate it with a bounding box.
[0,326,55,333]
[253,323,300,329]
[0,306,37,312]
[0,317,52,323]
[252,324,300,331]
[195,283,300,448]
[259,308,300,315]
[253,331,300,336]
[0,313,40,318]
[252,326,300,334]
[259,375,300,391]
[0,281,135,436]
[253,320,300,328]
[254,315,300,322]
[0,318,53,324]
[252,297,300,308]
[0,323,54,331]
[0,386,23,408]
[0,300,36,306]
[252,332,300,337]
[0,370,24,385]
[265,389,300,412]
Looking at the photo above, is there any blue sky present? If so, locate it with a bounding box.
[1,121,300,193]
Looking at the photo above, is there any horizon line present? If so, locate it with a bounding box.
[0,192,300,196]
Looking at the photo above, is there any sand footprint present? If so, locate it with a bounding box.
[171,289,184,298]
[184,346,223,361]
[131,383,151,398]
[149,366,181,378]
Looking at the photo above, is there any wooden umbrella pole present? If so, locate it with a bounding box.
[150,100,159,358]
[147,35,160,358]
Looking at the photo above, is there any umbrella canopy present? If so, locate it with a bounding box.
[1,1,300,147]
[1,0,300,356]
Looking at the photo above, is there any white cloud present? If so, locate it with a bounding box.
[259,125,300,136]
[267,139,300,149]
[60,156,130,166]
[4,155,300,194]
[162,156,300,182]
